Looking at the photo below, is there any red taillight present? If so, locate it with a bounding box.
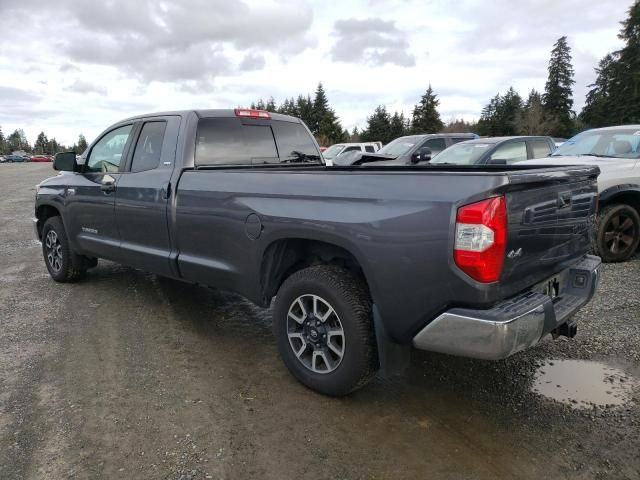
[234,108,271,119]
[453,196,507,283]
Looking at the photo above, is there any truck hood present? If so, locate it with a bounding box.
[516,156,638,192]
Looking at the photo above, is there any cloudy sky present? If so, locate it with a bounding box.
[0,0,634,145]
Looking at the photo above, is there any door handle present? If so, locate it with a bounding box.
[100,183,115,193]
[161,182,171,200]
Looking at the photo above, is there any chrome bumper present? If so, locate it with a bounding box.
[412,255,601,360]
[32,217,40,242]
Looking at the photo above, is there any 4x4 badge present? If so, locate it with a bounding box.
[507,248,523,259]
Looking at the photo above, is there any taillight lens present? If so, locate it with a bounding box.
[454,196,507,283]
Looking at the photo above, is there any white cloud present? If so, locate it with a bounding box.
[0,0,633,144]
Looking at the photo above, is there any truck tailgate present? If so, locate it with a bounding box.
[500,166,599,289]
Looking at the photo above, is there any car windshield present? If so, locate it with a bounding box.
[552,128,640,159]
[378,136,424,156]
[322,144,345,159]
[430,142,491,165]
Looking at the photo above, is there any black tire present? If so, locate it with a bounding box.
[41,216,86,282]
[594,203,640,263]
[273,265,378,396]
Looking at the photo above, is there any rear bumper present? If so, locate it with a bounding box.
[412,255,601,360]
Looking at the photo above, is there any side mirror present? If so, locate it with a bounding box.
[411,147,432,164]
[53,152,78,171]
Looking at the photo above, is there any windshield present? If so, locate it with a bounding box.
[378,136,424,156]
[322,144,345,159]
[430,142,491,165]
[552,128,640,159]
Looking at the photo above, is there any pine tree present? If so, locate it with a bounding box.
[311,83,329,135]
[34,131,49,154]
[389,112,408,140]
[614,1,640,123]
[7,129,30,153]
[516,89,547,135]
[411,85,444,133]
[580,54,618,127]
[477,94,502,136]
[0,126,6,155]
[296,95,314,130]
[496,87,523,135]
[77,134,88,153]
[543,36,576,137]
[265,96,277,112]
[361,105,393,143]
[350,126,361,142]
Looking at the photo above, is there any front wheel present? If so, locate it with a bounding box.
[41,216,86,282]
[273,265,378,396]
[594,204,640,263]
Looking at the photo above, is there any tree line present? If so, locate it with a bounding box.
[0,127,88,156]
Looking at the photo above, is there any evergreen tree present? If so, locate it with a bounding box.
[77,134,88,153]
[311,83,329,134]
[496,87,523,135]
[389,111,408,139]
[411,85,444,133]
[296,94,314,130]
[0,126,6,155]
[614,1,640,123]
[580,54,617,127]
[543,36,576,137]
[350,126,361,142]
[265,96,277,112]
[516,89,547,135]
[581,3,640,125]
[361,105,393,143]
[441,118,478,133]
[7,129,30,152]
[34,131,49,154]
[477,94,502,136]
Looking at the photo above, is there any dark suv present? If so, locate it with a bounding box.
[335,133,478,166]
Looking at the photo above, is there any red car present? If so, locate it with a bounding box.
[30,155,52,162]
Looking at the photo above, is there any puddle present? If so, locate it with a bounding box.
[532,359,637,409]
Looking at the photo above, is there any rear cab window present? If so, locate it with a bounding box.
[529,139,552,159]
[195,118,318,166]
[131,121,167,172]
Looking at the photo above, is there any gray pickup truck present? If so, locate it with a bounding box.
[34,109,601,396]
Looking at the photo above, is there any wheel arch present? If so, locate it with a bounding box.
[599,184,640,211]
[259,238,373,305]
[35,203,62,240]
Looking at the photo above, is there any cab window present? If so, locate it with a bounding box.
[530,140,552,158]
[86,125,133,172]
[130,122,167,173]
[490,141,527,163]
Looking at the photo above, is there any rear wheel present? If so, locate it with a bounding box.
[273,265,378,396]
[594,204,640,262]
[41,216,87,282]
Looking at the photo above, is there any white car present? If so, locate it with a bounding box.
[323,142,380,166]
[518,125,640,262]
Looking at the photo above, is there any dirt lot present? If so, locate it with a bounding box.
[1,163,639,480]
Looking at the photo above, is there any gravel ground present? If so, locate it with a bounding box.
[1,163,639,480]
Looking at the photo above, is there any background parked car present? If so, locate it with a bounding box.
[429,136,555,165]
[339,133,479,166]
[323,142,381,165]
[4,154,28,163]
[517,125,640,262]
[30,155,52,162]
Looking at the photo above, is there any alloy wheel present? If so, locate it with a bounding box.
[45,230,63,272]
[286,294,345,374]
[604,214,636,255]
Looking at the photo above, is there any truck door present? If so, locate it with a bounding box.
[114,116,180,277]
[66,124,135,260]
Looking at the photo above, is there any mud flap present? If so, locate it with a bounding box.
[373,305,411,377]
